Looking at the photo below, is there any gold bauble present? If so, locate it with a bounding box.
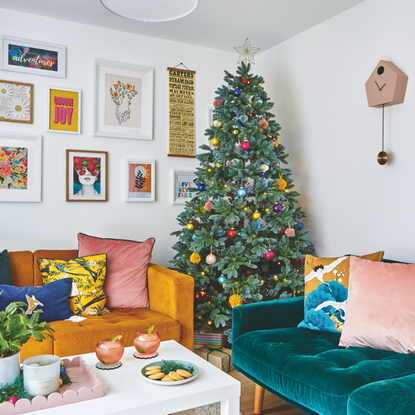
[261,164,269,172]
[190,253,201,264]
[377,151,388,165]
[229,294,243,308]
[252,211,261,220]
[186,223,195,231]
[213,120,222,127]
[211,138,219,147]
[273,140,279,148]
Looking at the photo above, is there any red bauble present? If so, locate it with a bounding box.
[244,268,256,277]
[242,78,248,84]
[265,250,275,260]
[228,228,237,238]
[241,141,250,151]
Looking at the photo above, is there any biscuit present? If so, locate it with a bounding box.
[169,371,184,381]
[161,375,175,382]
[145,369,162,375]
[176,369,192,378]
[148,372,165,380]
[146,366,162,370]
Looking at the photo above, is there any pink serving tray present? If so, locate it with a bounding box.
[0,356,104,415]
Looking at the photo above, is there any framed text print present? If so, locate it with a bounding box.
[0,133,42,202]
[66,150,108,202]
[95,59,154,140]
[173,170,196,204]
[0,80,33,124]
[126,160,155,202]
[1,37,66,78]
[47,87,81,134]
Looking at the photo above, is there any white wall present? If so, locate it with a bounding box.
[0,9,236,266]
[256,0,415,262]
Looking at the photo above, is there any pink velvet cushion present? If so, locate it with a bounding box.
[78,233,155,309]
[340,256,415,354]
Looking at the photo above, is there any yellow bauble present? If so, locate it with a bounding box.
[190,253,201,264]
[252,211,261,220]
[211,138,219,147]
[213,120,222,127]
[186,223,195,231]
[229,294,243,308]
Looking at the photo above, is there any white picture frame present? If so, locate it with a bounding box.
[173,170,196,205]
[207,106,215,128]
[95,59,154,140]
[0,133,42,202]
[1,37,66,78]
[126,160,155,202]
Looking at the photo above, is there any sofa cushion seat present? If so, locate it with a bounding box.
[233,327,415,415]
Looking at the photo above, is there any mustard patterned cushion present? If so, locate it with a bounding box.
[38,254,110,316]
[298,251,384,333]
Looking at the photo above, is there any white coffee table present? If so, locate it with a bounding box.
[37,340,240,415]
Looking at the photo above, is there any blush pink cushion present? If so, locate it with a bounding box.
[78,233,155,309]
[340,256,415,354]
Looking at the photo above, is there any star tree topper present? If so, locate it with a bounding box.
[234,38,260,64]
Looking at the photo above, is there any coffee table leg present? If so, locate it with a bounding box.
[220,397,240,415]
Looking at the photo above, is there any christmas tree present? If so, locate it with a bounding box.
[170,62,314,342]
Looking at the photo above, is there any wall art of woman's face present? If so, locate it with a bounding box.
[77,169,98,186]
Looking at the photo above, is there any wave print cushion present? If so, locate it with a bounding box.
[298,251,384,333]
[38,254,110,316]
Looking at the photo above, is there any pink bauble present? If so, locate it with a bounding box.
[241,141,250,151]
[213,99,223,108]
[260,118,269,129]
[8,397,18,404]
[206,254,217,265]
[285,228,295,237]
[265,251,274,260]
[204,201,213,211]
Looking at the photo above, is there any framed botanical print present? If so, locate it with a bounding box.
[0,80,33,124]
[173,170,196,204]
[47,87,81,134]
[95,59,154,140]
[0,133,42,202]
[126,160,155,202]
[1,37,66,78]
[66,150,108,202]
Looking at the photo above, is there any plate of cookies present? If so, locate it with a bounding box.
[141,359,199,386]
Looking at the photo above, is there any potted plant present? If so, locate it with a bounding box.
[0,299,55,386]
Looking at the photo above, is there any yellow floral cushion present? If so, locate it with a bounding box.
[38,254,110,316]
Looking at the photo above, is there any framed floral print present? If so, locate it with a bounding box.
[94,59,154,140]
[0,133,42,202]
[66,150,108,202]
[173,170,196,204]
[0,80,33,124]
[126,160,155,202]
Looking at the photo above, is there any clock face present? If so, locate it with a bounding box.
[365,60,408,108]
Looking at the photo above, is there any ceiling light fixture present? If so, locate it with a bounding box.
[100,0,198,23]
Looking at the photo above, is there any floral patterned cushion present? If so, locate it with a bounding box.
[38,254,110,316]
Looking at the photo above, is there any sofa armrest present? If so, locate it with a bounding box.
[232,296,304,341]
[147,264,194,350]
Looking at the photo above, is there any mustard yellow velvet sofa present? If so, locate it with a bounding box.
[8,249,194,362]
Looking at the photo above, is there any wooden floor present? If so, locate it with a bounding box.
[228,369,306,415]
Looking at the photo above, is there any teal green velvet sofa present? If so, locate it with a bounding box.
[232,296,415,415]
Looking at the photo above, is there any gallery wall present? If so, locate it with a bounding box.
[256,0,415,262]
[0,8,237,266]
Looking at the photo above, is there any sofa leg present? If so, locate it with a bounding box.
[254,384,265,415]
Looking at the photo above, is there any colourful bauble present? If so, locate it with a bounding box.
[204,201,213,211]
[186,223,195,231]
[218,275,227,284]
[198,183,206,192]
[241,141,250,151]
[278,175,287,190]
[233,88,241,97]
[273,204,282,212]
[242,78,248,84]
[257,99,263,104]
[232,129,239,135]
[213,120,222,127]
[265,250,275,260]
[211,137,219,147]
[216,162,222,168]
[206,254,217,265]
[8,397,18,404]
[190,253,201,264]
[261,164,269,172]
[285,224,295,237]
[213,98,223,108]
[259,172,267,178]
[229,293,243,308]
[273,140,279,148]
[228,228,237,238]
[252,211,261,220]
[237,188,247,197]
[298,222,304,230]
[245,268,256,277]
[260,117,269,129]
[237,231,242,236]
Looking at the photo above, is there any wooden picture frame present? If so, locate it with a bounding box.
[66,150,108,202]
[126,160,155,202]
[0,80,33,124]
[47,87,81,134]
[95,59,154,141]
[0,133,42,202]
[1,37,66,78]
[173,170,196,204]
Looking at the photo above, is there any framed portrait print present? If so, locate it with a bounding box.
[47,87,81,134]
[126,160,155,202]
[95,59,154,140]
[0,80,33,124]
[0,133,42,202]
[173,170,196,204]
[1,37,66,78]
[66,150,108,202]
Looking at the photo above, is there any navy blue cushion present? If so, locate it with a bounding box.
[0,279,73,322]
[0,249,13,285]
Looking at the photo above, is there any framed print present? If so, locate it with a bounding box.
[47,87,81,134]
[0,80,33,124]
[66,150,108,202]
[173,170,196,204]
[1,37,66,78]
[126,160,155,202]
[0,133,42,202]
[95,59,154,140]
[208,106,215,128]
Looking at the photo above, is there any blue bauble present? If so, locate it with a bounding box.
[216,195,221,199]
[218,232,224,237]
[233,88,241,97]
[237,188,247,198]
[218,275,227,284]
[257,98,263,104]
[259,172,267,178]
[197,183,206,191]
[60,367,65,375]
[298,222,304,230]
